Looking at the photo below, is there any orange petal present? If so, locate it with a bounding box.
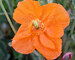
[13,11,36,24]
[40,3,57,21]
[40,3,70,29]
[24,0,33,1]
[12,24,31,40]
[40,33,55,49]
[45,26,64,38]
[12,36,35,54]
[33,36,62,59]
[33,1,42,18]
[13,1,42,24]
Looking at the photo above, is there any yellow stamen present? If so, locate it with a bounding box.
[33,20,39,29]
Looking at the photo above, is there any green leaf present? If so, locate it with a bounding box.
[71,34,75,41]
[0,40,10,60]
[38,0,48,6]
[47,0,53,3]
[72,0,75,8]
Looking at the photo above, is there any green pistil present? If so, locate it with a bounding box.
[33,21,39,29]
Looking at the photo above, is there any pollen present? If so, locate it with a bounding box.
[33,20,39,29]
[32,19,41,29]
[32,19,45,30]
[41,23,44,29]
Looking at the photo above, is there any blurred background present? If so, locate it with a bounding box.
[0,0,75,60]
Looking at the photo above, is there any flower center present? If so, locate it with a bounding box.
[33,20,39,29]
[32,19,41,30]
[32,19,45,31]
[32,19,45,35]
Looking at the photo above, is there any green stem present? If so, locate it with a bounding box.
[63,0,66,8]
[70,20,75,35]
[0,13,12,15]
[0,1,16,34]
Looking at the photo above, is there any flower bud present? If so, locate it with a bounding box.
[61,52,72,60]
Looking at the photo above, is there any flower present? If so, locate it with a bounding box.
[61,52,72,60]
[12,0,70,59]
[67,9,71,15]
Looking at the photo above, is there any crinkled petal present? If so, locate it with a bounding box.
[12,36,35,54]
[33,1,42,18]
[33,36,62,59]
[24,0,33,1]
[45,26,64,37]
[12,24,31,40]
[13,0,42,24]
[40,33,55,49]
[13,11,36,24]
[40,3,70,29]
[40,3,57,21]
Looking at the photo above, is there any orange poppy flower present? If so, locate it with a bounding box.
[12,0,70,59]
